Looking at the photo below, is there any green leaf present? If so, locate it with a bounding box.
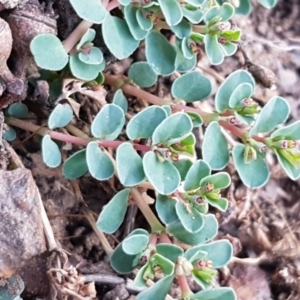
[181,5,204,24]
[220,41,237,56]
[0,276,24,300]
[124,5,149,40]
[128,62,158,87]
[232,144,270,188]
[215,70,255,113]
[143,151,181,195]
[112,90,128,114]
[152,112,193,145]
[86,141,115,180]
[110,242,142,274]
[170,133,196,156]
[30,34,68,71]
[206,196,228,211]
[228,83,253,108]
[146,31,177,76]
[3,127,16,141]
[184,160,211,192]
[78,47,103,65]
[116,142,146,186]
[204,34,224,65]
[62,149,88,179]
[186,240,233,268]
[69,53,105,81]
[202,121,229,170]
[171,19,192,39]
[156,244,184,263]
[236,0,251,15]
[76,29,96,50]
[122,234,149,254]
[158,0,183,26]
[96,189,130,233]
[136,275,174,300]
[181,37,194,59]
[173,159,193,180]
[42,135,61,168]
[136,9,153,31]
[274,149,300,180]
[184,0,206,7]
[176,201,204,233]
[152,253,175,275]
[167,214,218,245]
[186,112,203,128]
[204,3,234,23]
[220,29,241,42]
[271,120,300,140]
[250,96,290,135]
[155,194,178,224]
[91,104,125,140]
[175,52,197,73]
[200,172,231,189]
[192,287,237,300]
[48,103,73,129]
[127,106,167,140]
[102,15,139,60]
[258,0,277,8]
[171,71,211,102]
[70,0,107,23]
[7,102,28,118]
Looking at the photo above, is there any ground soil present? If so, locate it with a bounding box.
[1,0,300,299]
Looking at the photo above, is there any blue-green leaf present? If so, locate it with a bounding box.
[171,19,192,39]
[128,62,158,87]
[274,149,300,180]
[271,120,300,140]
[3,127,16,141]
[7,103,28,118]
[63,149,88,179]
[258,0,277,8]
[173,159,193,180]
[155,194,178,224]
[204,34,224,65]
[96,189,130,233]
[78,47,103,65]
[48,103,73,129]
[122,234,149,254]
[112,90,128,114]
[200,172,231,189]
[136,9,153,31]
[157,0,183,26]
[76,29,96,50]
[192,287,237,300]
[228,83,253,108]
[156,244,184,263]
[42,135,61,168]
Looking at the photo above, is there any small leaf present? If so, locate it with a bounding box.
[63,149,88,179]
[152,112,193,145]
[184,0,206,6]
[76,29,96,50]
[228,83,253,108]
[136,9,153,31]
[136,275,174,300]
[86,141,115,180]
[192,287,237,300]
[220,41,237,56]
[171,19,192,39]
[155,194,178,225]
[175,52,197,73]
[116,142,146,186]
[181,5,204,23]
[42,135,61,168]
[204,34,224,65]
[157,0,183,26]
[215,70,255,113]
[271,120,300,140]
[167,214,218,245]
[3,127,16,141]
[176,201,204,233]
[78,47,104,65]
[181,37,194,59]
[69,53,105,81]
[102,15,139,60]
[30,34,68,71]
[173,159,193,181]
[7,103,28,118]
[187,112,203,127]
[128,62,158,87]
[200,172,231,189]
[171,71,211,102]
[236,0,251,15]
[91,104,125,140]
[70,0,107,23]
[156,244,184,263]
[118,0,131,5]
[127,106,167,140]
[206,197,228,211]
[204,3,234,23]
[122,234,149,254]
[274,149,300,180]
[96,189,130,233]
[202,121,229,170]
[232,143,270,188]
[143,151,181,195]
[124,5,149,40]
[112,90,128,113]
[258,0,277,8]
[250,96,290,135]
[146,31,177,76]
[184,160,211,192]
[48,103,73,129]
[170,133,195,156]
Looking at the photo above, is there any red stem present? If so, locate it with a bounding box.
[177,275,192,295]
[219,120,247,140]
[149,233,158,247]
[159,232,172,244]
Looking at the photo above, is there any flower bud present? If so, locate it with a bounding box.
[218,37,227,44]
[204,182,214,192]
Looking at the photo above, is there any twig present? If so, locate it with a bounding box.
[83,274,124,285]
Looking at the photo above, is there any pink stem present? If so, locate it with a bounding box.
[177,275,192,295]
[149,233,158,247]
[159,232,172,244]
[107,0,120,11]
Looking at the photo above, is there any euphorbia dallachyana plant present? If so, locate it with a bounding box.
[3,0,292,299]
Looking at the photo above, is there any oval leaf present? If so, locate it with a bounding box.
[155,194,178,225]
[97,189,130,233]
[7,102,28,118]
[63,149,88,179]
[204,34,224,65]
[271,120,300,140]
[232,143,270,188]
[78,47,104,65]
[274,149,300,180]
[128,62,158,87]
[158,0,183,26]
[112,89,128,113]
[193,287,236,300]
[116,142,146,186]
[228,83,253,108]
[202,121,229,170]
[86,141,115,180]
[143,151,180,195]
[122,234,149,255]
[42,135,61,168]
[48,103,73,129]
